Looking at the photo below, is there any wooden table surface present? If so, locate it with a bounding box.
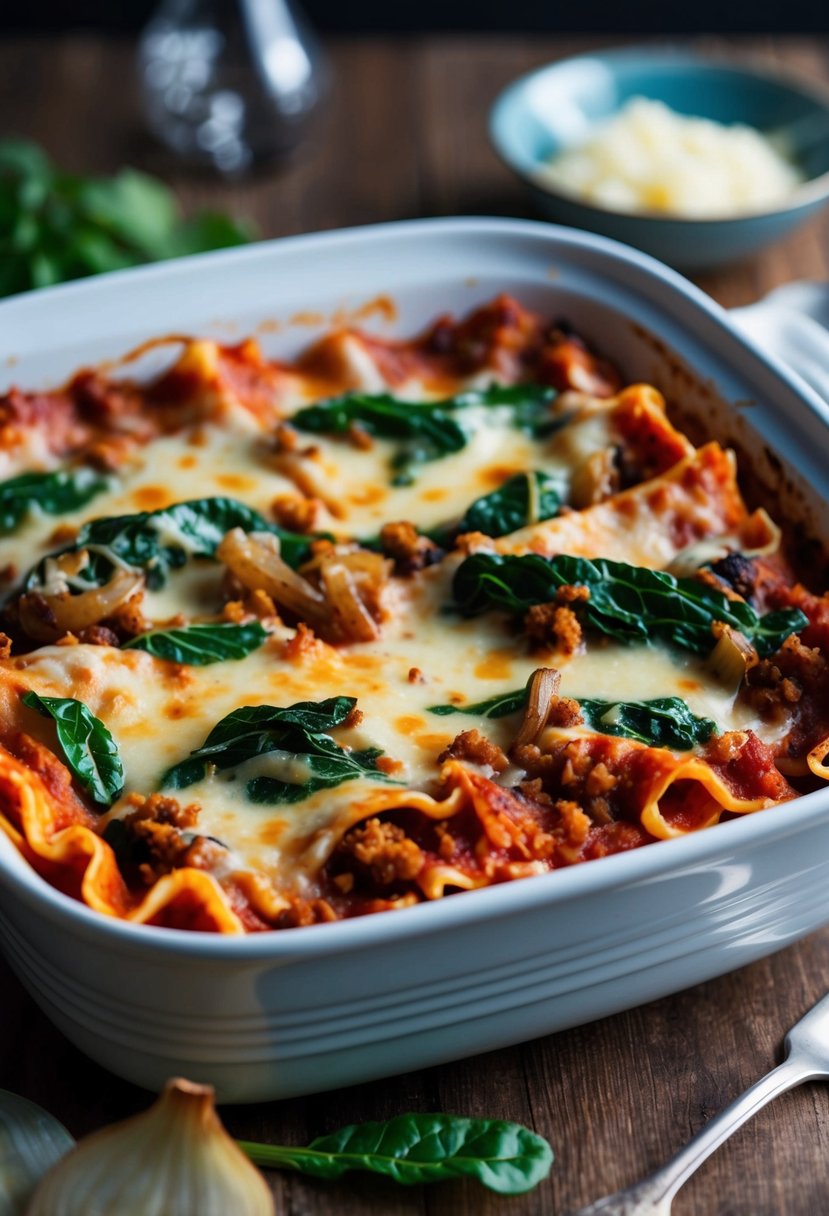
[2,31,829,1216]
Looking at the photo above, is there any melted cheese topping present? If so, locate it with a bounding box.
[0,424,295,597]
[281,398,625,535]
[7,561,782,896]
[0,319,801,922]
[0,386,621,597]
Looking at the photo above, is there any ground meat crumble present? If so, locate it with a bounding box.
[107,793,225,885]
[524,603,583,654]
[438,728,509,772]
[338,818,425,886]
[379,520,442,574]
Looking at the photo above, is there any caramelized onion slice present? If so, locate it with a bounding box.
[319,561,380,642]
[708,623,759,692]
[217,530,390,643]
[271,450,343,518]
[301,547,389,580]
[513,667,561,750]
[18,568,143,643]
[217,528,326,623]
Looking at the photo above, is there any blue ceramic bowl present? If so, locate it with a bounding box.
[490,49,829,271]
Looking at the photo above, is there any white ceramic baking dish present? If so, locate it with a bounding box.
[1,218,829,1103]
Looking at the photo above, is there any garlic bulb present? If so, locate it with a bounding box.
[0,1089,74,1215]
[26,1078,274,1216]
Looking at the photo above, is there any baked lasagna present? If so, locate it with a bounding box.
[0,295,827,933]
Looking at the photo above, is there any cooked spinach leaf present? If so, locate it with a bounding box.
[429,471,562,544]
[240,1112,553,1194]
[161,696,397,802]
[292,385,557,485]
[459,471,561,537]
[452,552,807,657]
[124,621,268,665]
[428,688,716,750]
[24,496,326,593]
[361,470,561,552]
[295,391,467,486]
[0,468,110,535]
[428,688,528,718]
[21,691,123,805]
[578,697,716,749]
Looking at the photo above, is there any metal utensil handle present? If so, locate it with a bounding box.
[635,1056,806,1208]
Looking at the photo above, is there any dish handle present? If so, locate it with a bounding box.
[731,281,829,406]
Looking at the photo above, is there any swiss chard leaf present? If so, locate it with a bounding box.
[21,691,124,805]
[240,1112,553,1195]
[0,467,109,535]
[123,621,268,665]
[292,385,557,484]
[428,688,716,750]
[161,697,397,802]
[452,552,807,658]
[25,496,324,593]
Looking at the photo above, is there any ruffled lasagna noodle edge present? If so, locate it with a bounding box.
[0,297,823,933]
[0,740,801,933]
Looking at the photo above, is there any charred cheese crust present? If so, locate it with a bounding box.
[0,295,826,933]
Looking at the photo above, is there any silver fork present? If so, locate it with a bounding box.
[568,991,829,1216]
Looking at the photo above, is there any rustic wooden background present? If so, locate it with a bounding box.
[1,32,829,1216]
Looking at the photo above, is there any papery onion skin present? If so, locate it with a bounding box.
[0,1089,74,1216]
[26,1078,274,1216]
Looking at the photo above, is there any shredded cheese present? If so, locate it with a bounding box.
[539,97,803,218]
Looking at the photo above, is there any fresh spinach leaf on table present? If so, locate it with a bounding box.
[241,1112,553,1194]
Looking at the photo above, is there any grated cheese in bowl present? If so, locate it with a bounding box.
[538,97,803,218]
